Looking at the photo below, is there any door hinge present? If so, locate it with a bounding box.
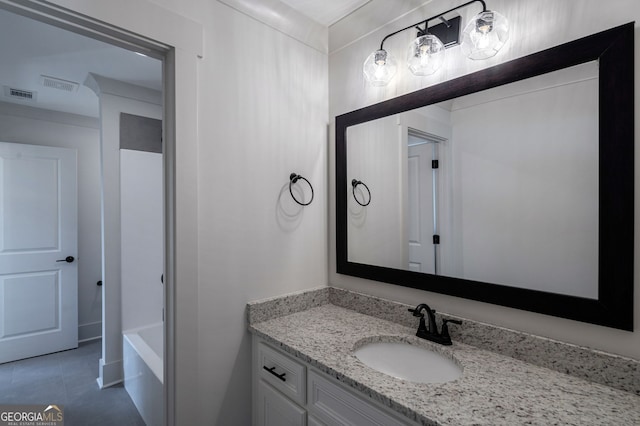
[433,235,440,244]
[432,160,439,169]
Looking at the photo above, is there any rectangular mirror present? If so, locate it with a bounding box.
[336,23,634,330]
[347,62,599,298]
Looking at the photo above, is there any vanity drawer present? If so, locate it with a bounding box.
[258,342,306,405]
[308,370,408,426]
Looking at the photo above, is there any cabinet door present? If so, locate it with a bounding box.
[308,415,325,426]
[308,370,408,426]
[257,379,306,426]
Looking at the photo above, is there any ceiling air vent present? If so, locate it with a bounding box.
[3,86,37,102]
[40,75,79,92]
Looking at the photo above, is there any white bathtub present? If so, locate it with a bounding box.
[123,323,163,426]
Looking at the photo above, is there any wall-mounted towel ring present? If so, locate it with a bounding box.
[352,179,371,206]
[289,173,314,206]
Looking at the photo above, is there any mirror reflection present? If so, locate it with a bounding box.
[347,62,599,298]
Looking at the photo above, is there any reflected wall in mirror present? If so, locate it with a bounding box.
[347,62,599,299]
[336,23,634,330]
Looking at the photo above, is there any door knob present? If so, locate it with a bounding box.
[56,256,75,263]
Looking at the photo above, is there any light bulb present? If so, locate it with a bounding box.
[407,34,445,76]
[461,10,509,60]
[363,49,398,86]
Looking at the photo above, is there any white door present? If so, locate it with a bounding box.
[0,142,78,363]
[408,136,436,273]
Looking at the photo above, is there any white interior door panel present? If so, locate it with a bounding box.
[0,142,78,363]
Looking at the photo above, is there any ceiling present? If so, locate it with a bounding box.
[0,8,162,118]
[279,0,371,26]
[217,0,431,54]
[279,0,433,53]
[328,0,433,53]
[281,0,429,31]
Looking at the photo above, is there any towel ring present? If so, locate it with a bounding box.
[352,179,371,206]
[289,173,314,206]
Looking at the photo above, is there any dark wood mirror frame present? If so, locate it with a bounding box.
[336,22,634,330]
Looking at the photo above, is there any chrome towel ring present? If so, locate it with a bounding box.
[352,179,371,206]
[289,173,314,206]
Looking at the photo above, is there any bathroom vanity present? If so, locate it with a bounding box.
[253,336,417,425]
[248,288,640,425]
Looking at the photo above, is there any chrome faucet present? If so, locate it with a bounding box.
[408,303,461,346]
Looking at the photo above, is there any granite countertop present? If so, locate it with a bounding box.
[249,303,640,426]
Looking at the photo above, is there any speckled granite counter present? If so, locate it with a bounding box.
[248,289,640,425]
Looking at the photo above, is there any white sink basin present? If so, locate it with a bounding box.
[353,341,462,383]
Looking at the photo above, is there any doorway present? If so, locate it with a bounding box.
[0,4,166,424]
[407,130,440,275]
[0,2,202,424]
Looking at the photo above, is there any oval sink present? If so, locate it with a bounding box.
[353,341,462,383]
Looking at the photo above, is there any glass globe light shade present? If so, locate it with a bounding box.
[363,49,397,86]
[407,34,445,76]
[461,10,509,60]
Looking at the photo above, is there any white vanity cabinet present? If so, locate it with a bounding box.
[252,336,419,426]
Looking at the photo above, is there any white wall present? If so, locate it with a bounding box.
[329,0,640,360]
[121,149,163,331]
[196,4,328,424]
[447,73,598,297]
[0,101,102,341]
[347,115,404,269]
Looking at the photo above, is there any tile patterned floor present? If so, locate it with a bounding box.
[0,340,146,426]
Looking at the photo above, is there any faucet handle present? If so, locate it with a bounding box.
[408,307,430,334]
[441,319,462,341]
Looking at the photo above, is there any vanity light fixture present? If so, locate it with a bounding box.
[363,0,509,86]
[461,9,509,59]
[362,49,398,87]
[407,33,445,76]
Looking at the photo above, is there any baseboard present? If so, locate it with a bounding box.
[98,357,123,388]
[79,321,102,342]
